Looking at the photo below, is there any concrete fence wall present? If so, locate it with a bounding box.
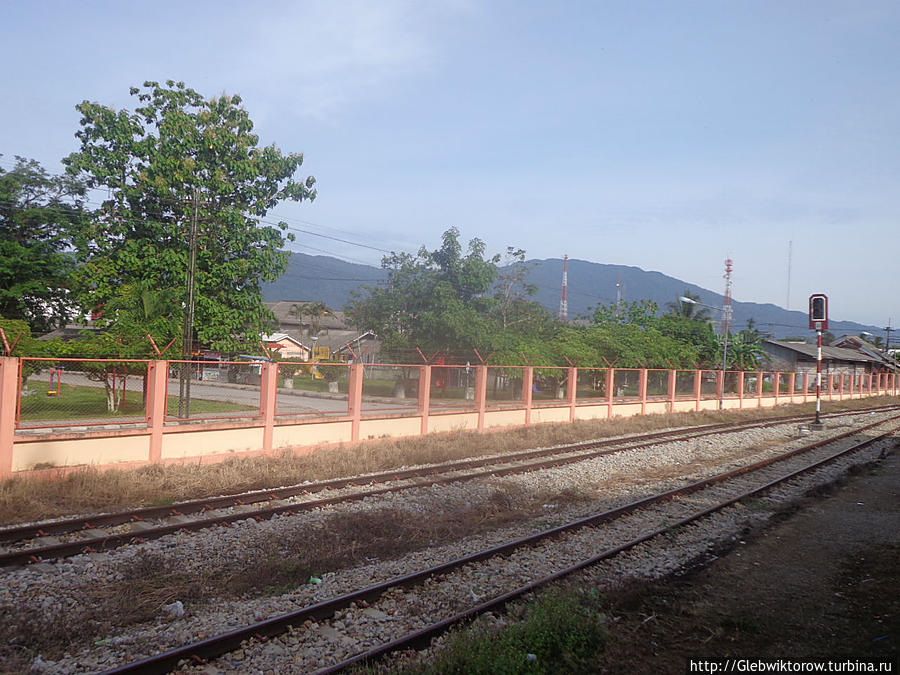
[2,357,897,479]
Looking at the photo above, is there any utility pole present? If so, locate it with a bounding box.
[178,187,200,418]
[615,280,622,320]
[885,320,892,353]
[786,240,792,310]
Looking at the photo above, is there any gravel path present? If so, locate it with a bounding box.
[8,410,896,674]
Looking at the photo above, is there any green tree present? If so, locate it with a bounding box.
[290,301,335,338]
[590,299,659,328]
[491,247,548,331]
[665,290,712,323]
[346,227,500,359]
[63,80,316,352]
[100,280,183,349]
[724,332,767,370]
[657,314,719,365]
[0,157,86,332]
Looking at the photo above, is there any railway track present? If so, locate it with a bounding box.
[2,405,893,567]
[95,413,899,674]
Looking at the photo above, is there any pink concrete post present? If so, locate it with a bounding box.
[694,369,702,411]
[787,372,795,403]
[756,371,763,408]
[868,373,873,395]
[418,365,431,434]
[476,365,487,431]
[260,362,278,452]
[146,360,169,463]
[827,373,834,400]
[639,369,648,415]
[567,367,577,422]
[0,357,18,478]
[667,369,676,413]
[773,372,780,405]
[349,363,364,442]
[838,374,845,400]
[522,367,534,425]
[607,368,615,417]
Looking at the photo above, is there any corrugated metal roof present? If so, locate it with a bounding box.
[765,340,876,363]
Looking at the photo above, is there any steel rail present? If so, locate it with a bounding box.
[2,406,886,566]
[318,425,898,674]
[4,404,890,547]
[97,415,899,675]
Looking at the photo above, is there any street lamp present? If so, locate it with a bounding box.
[679,296,729,410]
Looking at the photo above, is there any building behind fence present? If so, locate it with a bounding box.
[1,356,897,478]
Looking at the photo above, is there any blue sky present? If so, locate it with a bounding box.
[2,1,898,327]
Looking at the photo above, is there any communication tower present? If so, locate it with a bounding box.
[558,254,569,321]
[721,258,734,336]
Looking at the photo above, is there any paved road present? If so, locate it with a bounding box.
[24,371,422,416]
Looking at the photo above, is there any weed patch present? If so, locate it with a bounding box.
[382,589,607,674]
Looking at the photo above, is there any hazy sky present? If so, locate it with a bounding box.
[2,1,898,326]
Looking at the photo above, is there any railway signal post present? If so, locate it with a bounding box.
[809,294,828,430]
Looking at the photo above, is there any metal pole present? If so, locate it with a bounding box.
[814,328,822,426]
[720,331,728,410]
[178,187,200,418]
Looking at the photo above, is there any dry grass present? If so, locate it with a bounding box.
[2,397,896,526]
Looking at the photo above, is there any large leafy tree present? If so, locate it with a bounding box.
[0,157,86,332]
[63,80,316,351]
[347,228,500,359]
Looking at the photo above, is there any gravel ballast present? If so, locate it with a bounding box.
[6,411,897,674]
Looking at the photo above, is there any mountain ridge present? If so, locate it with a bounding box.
[262,252,881,339]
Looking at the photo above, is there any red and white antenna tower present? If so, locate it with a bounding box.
[558,254,569,321]
[721,258,734,336]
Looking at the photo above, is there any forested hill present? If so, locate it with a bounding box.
[262,252,387,308]
[262,252,880,339]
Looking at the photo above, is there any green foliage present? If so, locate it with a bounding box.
[491,247,550,332]
[0,156,86,332]
[100,280,183,351]
[346,227,501,359]
[590,299,658,328]
[725,332,767,370]
[664,289,712,322]
[657,314,718,365]
[63,80,316,351]
[399,591,606,674]
[0,318,36,355]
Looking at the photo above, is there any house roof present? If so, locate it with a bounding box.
[832,335,900,371]
[262,333,307,347]
[264,302,349,330]
[764,340,876,364]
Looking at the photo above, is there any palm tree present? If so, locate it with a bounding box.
[665,290,712,322]
[290,302,335,338]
